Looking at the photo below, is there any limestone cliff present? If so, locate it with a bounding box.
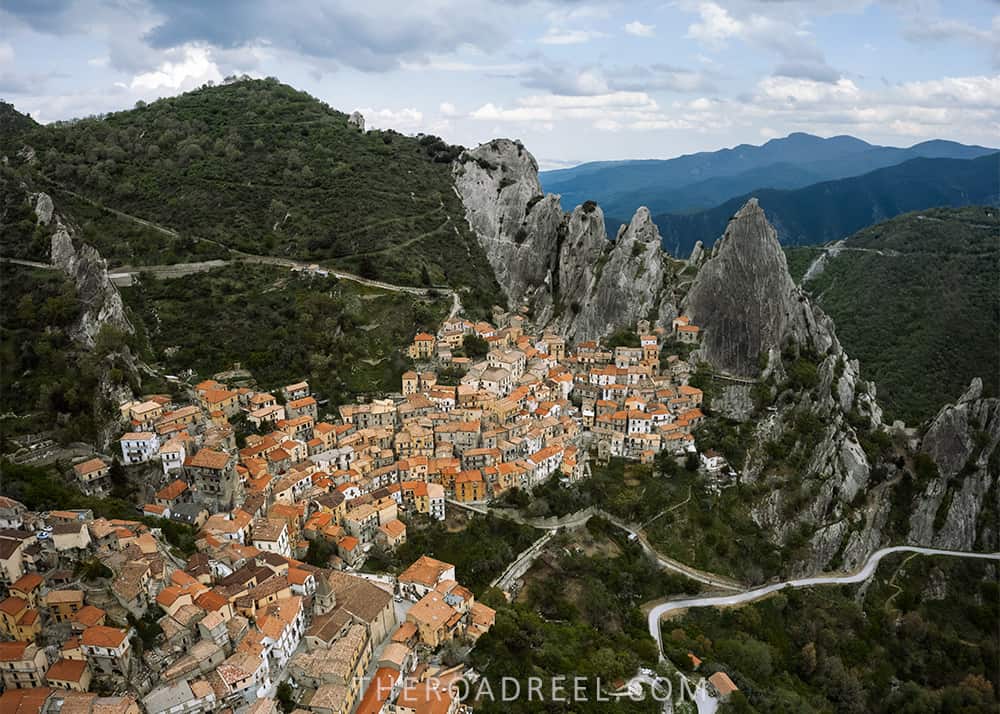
[454,140,678,342]
[678,198,891,576]
[683,198,836,378]
[38,193,134,349]
[31,190,138,448]
[907,379,999,551]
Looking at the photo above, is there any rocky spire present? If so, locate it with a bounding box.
[683,198,835,377]
[453,139,678,342]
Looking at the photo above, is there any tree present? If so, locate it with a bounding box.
[463,334,488,358]
[275,682,295,713]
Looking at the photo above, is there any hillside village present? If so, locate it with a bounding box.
[0,297,715,714]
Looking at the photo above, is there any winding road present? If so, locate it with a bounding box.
[647,545,1000,652]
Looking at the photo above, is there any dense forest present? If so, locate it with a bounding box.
[122,263,449,403]
[793,206,1000,424]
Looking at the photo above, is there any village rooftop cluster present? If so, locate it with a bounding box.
[0,305,715,714]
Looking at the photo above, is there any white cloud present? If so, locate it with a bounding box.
[129,46,222,91]
[686,2,743,46]
[358,107,425,131]
[470,103,553,122]
[0,43,14,65]
[439,102,457,116]
[756,76,862,105]
[539,28,607,45]
[624,21,655,38]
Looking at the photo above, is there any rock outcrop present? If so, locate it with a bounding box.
[454,139,678,341]
[683,198,836,378]
[907,378,999,551]
[31,191,138,448]
[38,192,133,349]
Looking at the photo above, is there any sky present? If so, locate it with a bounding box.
[1,0,997,169]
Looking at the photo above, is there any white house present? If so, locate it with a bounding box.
[252,518,291,558]
[700,449,727,473]
[120,432,161,465]
[159,439,187,475]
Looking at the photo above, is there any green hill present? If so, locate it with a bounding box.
[654,154,999,257]
[791,206,999,424]
[7,78,501,315]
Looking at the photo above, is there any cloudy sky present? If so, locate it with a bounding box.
[1,0,997,168]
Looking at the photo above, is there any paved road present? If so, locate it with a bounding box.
[490,531,554,592]
[648,545,1000,658]
[645,546,1000,714]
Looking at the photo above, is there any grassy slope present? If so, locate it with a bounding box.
[799,207,999,425]
[664,555,998,713]
[15,79,501,315]
[121,263,449,403]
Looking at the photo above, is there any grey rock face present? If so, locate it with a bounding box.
[684,198,827,378]
[454,139,562,308]
[33,192,54,226]
[908,378,999,550]
[454,139,677,341]
[50,223,133,349]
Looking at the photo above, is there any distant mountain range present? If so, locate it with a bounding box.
[653,153,999,256]
[540,132,998,220]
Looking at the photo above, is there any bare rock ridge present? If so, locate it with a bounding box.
[454,139,678,342]
[39,193,134,350]
[31,190,138,447]
[908,378,999,551]
[683,197,835,378]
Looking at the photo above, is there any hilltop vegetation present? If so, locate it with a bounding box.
[122,263,450,404]
[793,207,999,424]
[3,79,501,315]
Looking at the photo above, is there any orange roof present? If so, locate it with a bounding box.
[413,333,435,342]
[287,568,313,586]
[0,687,52,714]
[155,479,188,501]
[0,641,30,661]
[0,597,28,616]
[380,520,406,537]
[72,605,106,628]
[185,449,231,470]
[11,573,44,593]
[46,658,88,683]
[709,671,739,696]
[677,324,700,333]
[73,458,107,476]
[392,621,418,643]
[338,536,359,552]
[398,555,453,587]
[81,626,127,649]
[356,667,399,714]
[195,590,228,612]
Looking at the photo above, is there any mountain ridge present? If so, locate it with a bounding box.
[542,132,998,219]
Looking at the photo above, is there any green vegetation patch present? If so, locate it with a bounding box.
[122,262,449,405]
[367,512,537,595]
[664,554,998,713]
[804,207,999,425]
[18,79,502,315]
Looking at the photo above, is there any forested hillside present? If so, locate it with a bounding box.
[791,206,999,424]
[2,80,502,315]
